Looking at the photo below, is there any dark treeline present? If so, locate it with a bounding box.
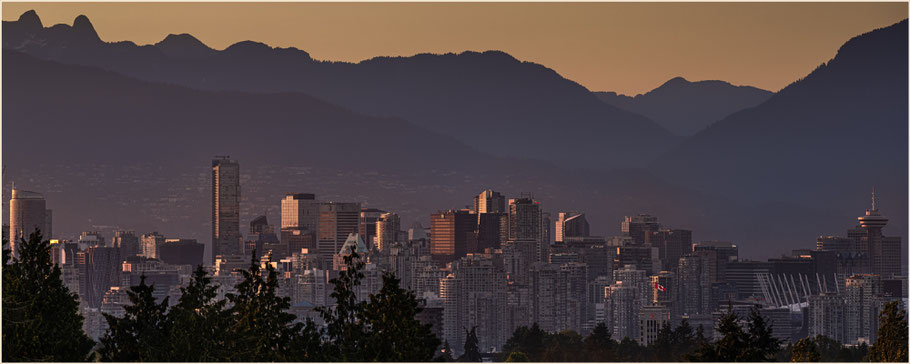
[3,230,908,362]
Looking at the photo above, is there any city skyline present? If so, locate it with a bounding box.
[2,3,907,362]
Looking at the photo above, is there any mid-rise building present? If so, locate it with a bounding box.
[639,304,671,346]
[158,239,205,266]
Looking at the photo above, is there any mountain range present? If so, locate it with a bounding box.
[652,19,908,228]
[2,10,678,170]
[2,11,907,263]
[595,77,773,136]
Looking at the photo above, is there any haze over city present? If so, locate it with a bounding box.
[2,2,908,363]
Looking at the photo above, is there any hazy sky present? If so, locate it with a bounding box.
[3,2,907,95]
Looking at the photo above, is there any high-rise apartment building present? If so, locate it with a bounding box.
[281,193,318,230]
[317,202,361,267]
[359,208,387,248]
[442,253,509,356]
[621,214,660,245]
[140,232,166,259]
[646,228,692,271]
[9,188,52,257]
[555,212,590,243]
[844,274,884,344]
[212,157,241,264]
[808,292,846,343]
[374,212,400,252]
[613,265,650,309]
[476,212,508,251]
[509,197,544,261]
[280,193,319,259]
[81,246,121,308]
[430,209,477,264]
[677,254,715,315]
[528,261,593,335]
[473,189,506,214]
[111,231,141,259]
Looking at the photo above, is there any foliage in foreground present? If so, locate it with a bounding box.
[2,231,95,362]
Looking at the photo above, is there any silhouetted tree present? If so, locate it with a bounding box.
[99,276,170,361]
[505,351,530,362]
[317,249,367,361]
[790,337,820,362]
[713,307,748,361]
[541,330,584,362]
[2,231,95,362]
[224,252,302,361]
[651,321,675,361]
[868,300,909,362]
[583,322,617,361]
[744,306,781,361]
[502,323,549,361]
[459,327,482,362]
[360,271,440,361]
[687,324,717,362]
[672,319,696,360]
[165,265,229,361]
[616,336,643,362]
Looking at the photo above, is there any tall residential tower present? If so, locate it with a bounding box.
[212,157,241,264]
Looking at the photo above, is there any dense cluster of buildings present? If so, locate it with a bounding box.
[4,158,906,354]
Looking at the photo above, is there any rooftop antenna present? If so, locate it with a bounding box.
[871,187,877,211]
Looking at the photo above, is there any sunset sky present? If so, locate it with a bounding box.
[3,2,907,95]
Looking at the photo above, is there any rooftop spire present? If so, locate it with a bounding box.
[871,187,877,211]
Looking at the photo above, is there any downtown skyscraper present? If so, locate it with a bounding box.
[9,188,52,258]
[212,157,241,264]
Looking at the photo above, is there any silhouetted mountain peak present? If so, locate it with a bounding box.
[72,14,100,41]
[662,76,690,87]
[224,40,272,53]
[155,33,215,59]
[17,10,42,29]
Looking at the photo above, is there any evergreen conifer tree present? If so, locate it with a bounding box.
[361,271,440,361]
[98,275,170,361]
[868,300,909,362]
[2,231,95,362]
[460,326,482,362]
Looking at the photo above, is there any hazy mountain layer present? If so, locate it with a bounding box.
[2,11,679,170]
[595,77,773,136]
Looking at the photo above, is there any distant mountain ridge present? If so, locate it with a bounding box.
[2,11,679,170]
[651,19,908,241]
[595,77,773,136]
